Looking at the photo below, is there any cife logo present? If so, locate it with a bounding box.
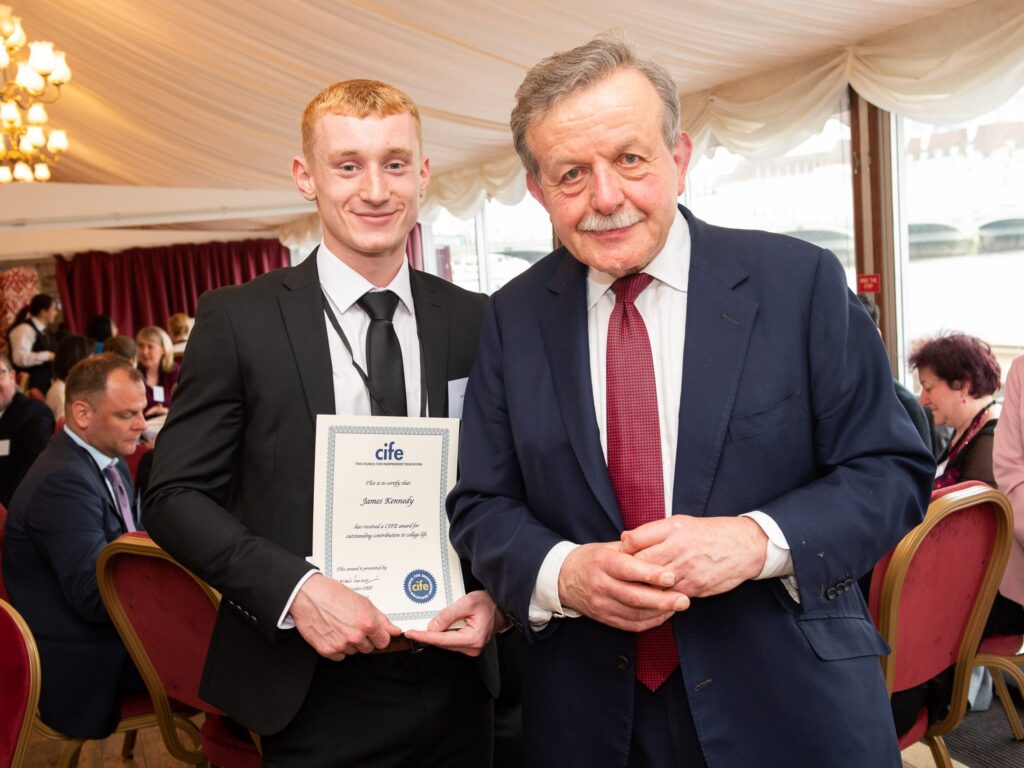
[374,440,404,461]
[404,569,437,603]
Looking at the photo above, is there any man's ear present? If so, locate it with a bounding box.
[292,156,317,201]
[526,172,547,210]
[68,399,91,431]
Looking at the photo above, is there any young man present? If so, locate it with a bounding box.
[145,80,501,766]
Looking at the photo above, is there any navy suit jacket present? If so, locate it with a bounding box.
[0,390,55,506]
[2,430,138,738]
[449,207,934,767]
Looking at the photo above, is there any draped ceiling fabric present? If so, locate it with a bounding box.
[1,0,1021,258]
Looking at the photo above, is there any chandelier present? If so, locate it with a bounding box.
[0,4,70,183]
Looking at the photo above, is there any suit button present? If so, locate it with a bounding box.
[844,579,854,589]
[835,582,846,594]
[616,655,630,671]
[826,587,837,600]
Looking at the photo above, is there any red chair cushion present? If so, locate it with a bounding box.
[896,706,930,750]
[200,714,261,768]
[978,633,1024,657]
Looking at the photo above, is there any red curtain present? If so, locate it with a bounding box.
[55,238,291,337]
[406,223,424,271]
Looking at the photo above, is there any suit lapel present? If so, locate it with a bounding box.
[673,210,758,517]
[279,248,336,422]
[539,251,621,528]
[409,270,448,418]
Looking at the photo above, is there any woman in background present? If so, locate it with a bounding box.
[993,355,1024,636]
[135,325,179,418]
[910,332,1000,488]
[46,335,92,420]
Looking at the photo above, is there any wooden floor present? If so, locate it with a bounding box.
[16,723,965,768]
[21,719,199,768]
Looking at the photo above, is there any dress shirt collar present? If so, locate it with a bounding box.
[64,424,120,469]
[316,242,414,315]
[586,209,690,309]
[30,316,47,333]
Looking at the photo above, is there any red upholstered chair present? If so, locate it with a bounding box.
[0,502,9,602]
[869,481,1014,768]
[975,632,1024,739]
[0,599,40,768]
[122,442,152,483]
[54,416,64,435]
[26,387,45,402]
[97,532,261,767]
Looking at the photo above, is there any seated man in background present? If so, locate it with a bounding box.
[2,354,147,738]
[0,354,55,506]
[8,293,58,393]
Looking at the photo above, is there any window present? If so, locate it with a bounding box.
[426,192,553,294]
[896,85,1024,379]
[429,207,480,292]
[684,98,856,285]
[482,194,552,293]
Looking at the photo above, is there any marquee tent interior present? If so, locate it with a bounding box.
[1,0,1022,261]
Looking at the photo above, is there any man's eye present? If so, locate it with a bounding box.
[340,163,357,172]
[386,161,406,171]
[562,168,582,182]
[622,154,640,165]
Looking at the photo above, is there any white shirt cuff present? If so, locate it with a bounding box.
[528,541,582,629]
[277,569,319,629]
[742,510,800,603]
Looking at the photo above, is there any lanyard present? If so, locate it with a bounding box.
[320,289,427,418]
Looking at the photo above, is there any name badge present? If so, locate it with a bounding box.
[0,439,9,457]
[152,385,166,403]
[447,377,468,419]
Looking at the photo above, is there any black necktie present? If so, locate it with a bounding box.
[357,290,407,416]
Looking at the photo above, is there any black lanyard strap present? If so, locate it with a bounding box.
[320,289,427,418]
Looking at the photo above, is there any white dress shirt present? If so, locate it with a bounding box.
[529,212,796,627]
[279,244,422,628]
[10,316,52,368]
[64,425,125,511]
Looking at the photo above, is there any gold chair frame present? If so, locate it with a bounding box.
[875,484,1014,768]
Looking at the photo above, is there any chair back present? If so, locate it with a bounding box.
[122,443,152,483]
[97,533,224,762]
[873,481,1013,737]
[0,502,8,602]
[0,599,41,768]
[25,388,45,403]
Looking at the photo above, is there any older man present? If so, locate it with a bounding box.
[448,36,934,767]
[145,80,502,766]
[3,354,146,738]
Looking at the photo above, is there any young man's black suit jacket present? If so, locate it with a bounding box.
[3,430,139,738]
[144,251,498,735]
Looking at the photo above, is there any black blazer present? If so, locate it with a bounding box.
[145,252,495,734]
[0,390,55,506]
[2,430,137,738]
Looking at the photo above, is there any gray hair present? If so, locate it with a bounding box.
[511,33,681,177]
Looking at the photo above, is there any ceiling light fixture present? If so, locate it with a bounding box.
[0,4,70,183]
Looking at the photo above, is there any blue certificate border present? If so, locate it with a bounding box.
[324,424,454,622]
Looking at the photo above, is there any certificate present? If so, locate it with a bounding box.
[310,415,465,631]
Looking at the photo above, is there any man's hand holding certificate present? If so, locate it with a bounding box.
[305,415,500,657]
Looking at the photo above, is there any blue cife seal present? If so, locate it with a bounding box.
[404,569,437,604]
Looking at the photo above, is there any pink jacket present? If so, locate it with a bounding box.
[994,355,1024,606]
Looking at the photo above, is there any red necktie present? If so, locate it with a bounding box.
[606,272,679,692]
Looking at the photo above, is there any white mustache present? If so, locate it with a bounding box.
[577,209,646,232]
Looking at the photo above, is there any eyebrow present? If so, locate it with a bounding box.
[325,147,414,163]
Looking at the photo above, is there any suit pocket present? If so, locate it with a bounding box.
[797,614,891,661]
[727,392,804,442]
